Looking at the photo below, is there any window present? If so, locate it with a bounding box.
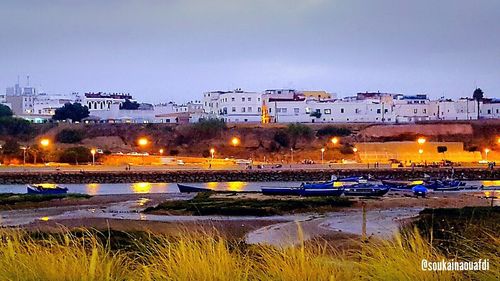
[231,97,235,102]
[258,107,261,112]
[423,109,427,114]
[324,109,331,114]
[248,97,252,102]
[242,97,245,102]
[377,109,381,114]
[414,109,418,114]
[242,107,246,112]
[248,107,252,112]
[294,108,300,114]
[232,107,236,112]
[384,109,388,113]
[340,108,344,113]
[355,108,360,113]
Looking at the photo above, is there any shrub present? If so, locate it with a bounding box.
[169,149,179,156]
[59,146,92,164]
[0,117,33,136]
[1,139,20,155]
[340,145,354,155]
[316,126,352,137]
[56,129,84,143]
[273,130,290,148]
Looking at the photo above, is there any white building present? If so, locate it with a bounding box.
[203,89,263,123]
[480,99,500,119]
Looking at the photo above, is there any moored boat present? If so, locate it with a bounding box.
[300,187,344,197]
[177,184,213,193]
[343,183,390,197]
[27,184,68,195]
[261,186,302,196]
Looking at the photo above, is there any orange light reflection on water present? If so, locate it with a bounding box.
[131,182,152,193]
[86,183,100,195]
[227,181,247,191]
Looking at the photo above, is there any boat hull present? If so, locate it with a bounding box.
[177,184,212,193]
[27,185,68,195]
[344,185,390,197]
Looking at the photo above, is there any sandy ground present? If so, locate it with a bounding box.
[1,191,497,246]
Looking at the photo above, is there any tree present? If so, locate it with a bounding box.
[287,123,313,148]
[59,146,92,164]
[0,117,33,136]
[2,139,20,155]
[473,88,484,119]
[0,104,13,118]
[437,146,448,159]
[53,103,90,122]
[119,99,140,110]
[273,130,290,148]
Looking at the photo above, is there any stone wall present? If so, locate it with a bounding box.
[0,168,497,184]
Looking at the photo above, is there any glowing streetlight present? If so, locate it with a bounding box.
[137,137,149,147]
[321,147,325,164]
[290,148,294,163]
[497,137,500,144]
[418,149,424,154]
[159,148,164,155]
[90,148,96,165]
[331,137,339,145]
[485,148,490,161]
[417,137,426,145]
[231,137,240,146]
[352,147,358,153]
[40,138,50,147]
[210,148,215,159]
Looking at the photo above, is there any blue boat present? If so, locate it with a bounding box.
[302,176,359,189]
[300,187,344,197]
[343,183,390,197]
[424,180,463,191]
[27,184,68,195]
[261,186,302,196]
[412,185,428,197]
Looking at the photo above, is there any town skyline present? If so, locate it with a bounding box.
[1,0,499,103]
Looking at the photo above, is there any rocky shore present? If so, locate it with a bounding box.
[0,168,497,184]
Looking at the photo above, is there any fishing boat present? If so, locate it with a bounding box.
[343,183,390,197]
[300,186,344,196]
[302,176,360,189]
[424,180,462,191]
[261,186,302,196]
[381,179,422,190]
[177,184,213,193]
[27,184,68,195]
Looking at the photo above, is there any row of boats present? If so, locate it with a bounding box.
[25,176,487,197]
[179,176,485,197]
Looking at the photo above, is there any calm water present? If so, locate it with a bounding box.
[0,180,498,195]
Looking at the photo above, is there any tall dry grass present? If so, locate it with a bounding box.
[0,227,497,281]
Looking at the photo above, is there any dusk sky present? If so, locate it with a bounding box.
[1,0,499,103]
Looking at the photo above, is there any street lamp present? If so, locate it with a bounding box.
[290,148,294,163]
[231,137,240,146]
[40,138,50,147]
[210,148,215,159]
[90,148,96,165]
[138,137,149,147]
[331,137,339,145]
[321,148,325,164]
[21,146,27,165]
[417,137,426,145]
[352,147,358,153]
[485,148,490,161]
[418,149,424,162]
[159,148,164,155]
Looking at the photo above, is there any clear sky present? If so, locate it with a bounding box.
[1,0,498,103]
